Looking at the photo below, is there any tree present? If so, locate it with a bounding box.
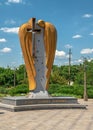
[0,67,14,87]
[16,64,28,85]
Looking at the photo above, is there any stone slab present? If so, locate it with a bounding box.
[1,96,78,105]
[0,103,86,112]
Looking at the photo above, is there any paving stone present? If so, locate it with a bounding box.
[0,99,93,130]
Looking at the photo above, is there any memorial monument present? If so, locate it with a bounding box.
[19,18,57,98]
[0,18,86,111]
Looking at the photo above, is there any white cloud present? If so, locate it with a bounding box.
[70,59,83,65]
[81,48,93,54]
[55,50,66,58]
[0,27,19,34]
[65,44,72,49]
[76,59,83,63]
[66,55,93,65]
[88,59,92,62]
[89,33,93,36]
[7,0,22,3]
[4,19,16,25]
[83,14,93,18]
[0,38,7,43]
[5,0,22,5]
[66,54,70,59]
[0,47,12,53]
[78,59,83,63]
[72,34,82,39]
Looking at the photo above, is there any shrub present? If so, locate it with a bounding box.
[8,84,29,96]
[48,84,91,98]
[0,87,8,94]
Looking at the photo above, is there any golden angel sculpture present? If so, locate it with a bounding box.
[19,18,57,97]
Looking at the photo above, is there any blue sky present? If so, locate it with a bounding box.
[0,0,93,67]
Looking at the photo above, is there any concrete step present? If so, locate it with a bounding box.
[1,96,78,105]
[0,103,87,112]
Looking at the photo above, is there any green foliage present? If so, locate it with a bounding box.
[50,72,67,85]
[48,84,93,98]
[0,67,15,87]
[0,61,93,97]
[16,65,28,84]
[8,84,29,96]
[0,64,28,87]
[0,87,8,94]
[50,65,67,85]
[0,61,93,87]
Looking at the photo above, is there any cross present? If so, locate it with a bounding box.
[27,18,41,57]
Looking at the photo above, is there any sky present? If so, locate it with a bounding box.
[0,0,93,67]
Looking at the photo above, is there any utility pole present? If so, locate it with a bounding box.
[22,55,26,82]
[14,67,16,87]
[83,58,88,101]
[68,48,72,86]
[24,65,26,82]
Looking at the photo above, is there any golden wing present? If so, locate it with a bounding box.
[45,22,57,90]
[19,18,36,91]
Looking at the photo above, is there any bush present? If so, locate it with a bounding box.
[87,86,93,98]
[0,83,93,98]
[0,87,8,94]
[48,84,92,98]
[8,84,29,96]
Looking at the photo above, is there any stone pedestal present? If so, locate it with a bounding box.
[0,96,86,112]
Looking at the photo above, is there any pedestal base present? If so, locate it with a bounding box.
[0,96,86,112]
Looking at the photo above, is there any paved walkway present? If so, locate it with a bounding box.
[0,99,93,130]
